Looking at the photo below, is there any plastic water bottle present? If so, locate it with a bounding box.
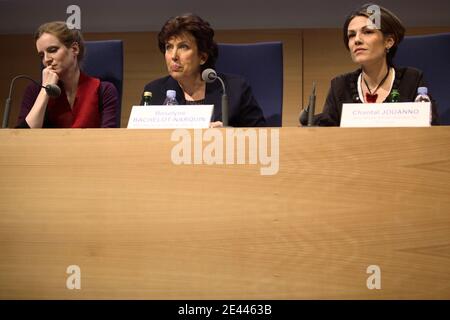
[415,87,432,124]
[163,90,179,105]
[414,87,431,102]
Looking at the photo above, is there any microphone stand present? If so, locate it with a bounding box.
[307,82,316,127]
[2,75,60,128]
[202,69,229,127]
[216,77,228,127]
[299,82,316,127]
[3,75,35,128]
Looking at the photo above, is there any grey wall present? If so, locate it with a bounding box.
[1,0,450,34]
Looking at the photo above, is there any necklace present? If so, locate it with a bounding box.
[363,68,390,103]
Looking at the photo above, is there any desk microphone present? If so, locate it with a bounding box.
[299,82,316,127]
[201,68,228,126]
[2,75,61,128]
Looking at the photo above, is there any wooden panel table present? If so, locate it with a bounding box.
[0,128,449,299]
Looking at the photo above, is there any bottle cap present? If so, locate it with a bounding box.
[166,90,176,99]
[143,91,152,97]
[417,87,428,95]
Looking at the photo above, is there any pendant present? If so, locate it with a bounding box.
[365,93,378,103]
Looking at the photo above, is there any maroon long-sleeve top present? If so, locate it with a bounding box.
[17,72,119,128]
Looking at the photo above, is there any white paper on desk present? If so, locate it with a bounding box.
[127,105,214,129]
[341,102,431,127]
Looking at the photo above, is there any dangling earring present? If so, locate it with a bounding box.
[386,47,390,53]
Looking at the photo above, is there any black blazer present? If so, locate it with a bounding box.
[141,73,266,127]
[317,66,439,126]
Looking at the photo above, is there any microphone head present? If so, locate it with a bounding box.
[201,68,217,83]
[45,84,61,97]
[299,108,309,126]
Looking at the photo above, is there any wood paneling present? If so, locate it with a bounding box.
[0,34,41,128]
[302,28,354,114]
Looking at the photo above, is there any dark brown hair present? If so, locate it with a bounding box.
[35,21,85,62]
[158,13,218,71]
[343,3,405,65]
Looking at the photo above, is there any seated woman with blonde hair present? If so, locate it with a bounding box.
[17,21,119,128]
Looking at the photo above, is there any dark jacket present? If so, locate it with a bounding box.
[141,73,266,127]
[317,66,439,126]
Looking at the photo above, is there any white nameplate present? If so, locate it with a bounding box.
[341,102,431,127]
[127,105,214,129]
